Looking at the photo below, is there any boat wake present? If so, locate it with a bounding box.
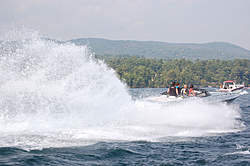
[240,90,249,95]
[0,28,245,150]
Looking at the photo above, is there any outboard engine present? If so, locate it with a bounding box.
[193,88,211,98]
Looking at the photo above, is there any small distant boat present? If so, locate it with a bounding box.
[219,80,244,93]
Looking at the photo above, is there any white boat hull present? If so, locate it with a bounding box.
[219,80,244,93]
[219,86,244,93]
[205,92,240,103]
[148,95,183,102]
[146,89,240,104]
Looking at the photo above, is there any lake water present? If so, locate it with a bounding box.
[1,88,250,165]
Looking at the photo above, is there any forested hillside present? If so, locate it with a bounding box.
[68,38,250,88]
[70,38,250,60]
[103,57,250,88]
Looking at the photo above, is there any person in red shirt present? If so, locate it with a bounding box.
[189,84,197,96]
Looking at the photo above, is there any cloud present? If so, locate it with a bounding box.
[132,20,145,28]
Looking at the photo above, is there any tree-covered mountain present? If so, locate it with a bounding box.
[105,57,250,88]
[69,38,250,60]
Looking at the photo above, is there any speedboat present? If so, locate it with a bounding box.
[207,91,240,104]
[219,80,244,93]
[146,88,204,103]
[149,95,183,102]
[146,88,240,104]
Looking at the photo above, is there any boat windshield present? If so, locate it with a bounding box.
[224,82,234,89]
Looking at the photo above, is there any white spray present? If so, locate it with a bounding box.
[0,28,244,150]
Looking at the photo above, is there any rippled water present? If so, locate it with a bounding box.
[1,90,250,165]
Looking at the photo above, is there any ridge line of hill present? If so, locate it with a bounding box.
[68,38,250,60]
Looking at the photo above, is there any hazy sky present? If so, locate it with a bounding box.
[1,0,250,50]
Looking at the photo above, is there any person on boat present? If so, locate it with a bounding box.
[175,83,181,96]
[181,84,189,98]
[189,84,197,96]
[167,82,179,97]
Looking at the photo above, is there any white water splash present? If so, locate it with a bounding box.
[224,144,250,156]
[0,28,245,150]
[0,28,133,132]
[240,90,249,95]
